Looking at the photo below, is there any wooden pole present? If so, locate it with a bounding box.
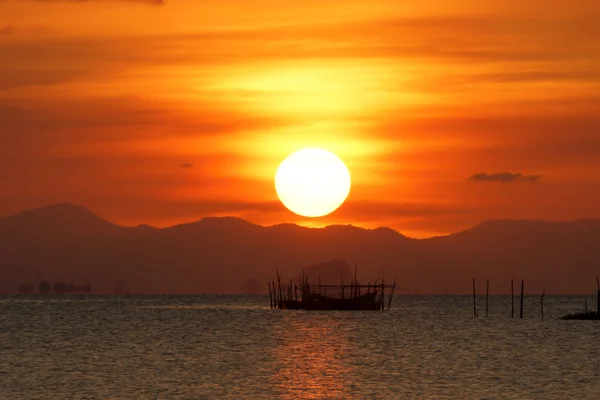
[511,278,514,318]
[268,281,273,309]
[277,271,283,305]
[272,281,277,309]
[472,278,477,317]
[596,277,600,314]
[340,268,344,299]
[520,280,524,318]
[387,281,396,310]
[354,264,358,298]
[541,289,545,319]
[381,279,385,311]
[485,280,489,318]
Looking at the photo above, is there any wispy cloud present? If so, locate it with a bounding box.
[469,172,542,183]
[2,0,163,3]
[0,25,16,35]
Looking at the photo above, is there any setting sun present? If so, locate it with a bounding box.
[275,148,351,217]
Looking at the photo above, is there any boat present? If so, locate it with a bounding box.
[268,270,396,311]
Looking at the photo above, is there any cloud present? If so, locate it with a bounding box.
[469,172,542,183]
[181,163,193,168]
[2,0,163,3]
[0,26,16,36]
[0,69,84,90]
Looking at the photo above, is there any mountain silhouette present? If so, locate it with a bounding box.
[1,204,600,294]
[290,259,354,285]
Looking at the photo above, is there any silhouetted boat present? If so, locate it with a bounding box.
[280,290,383,310]
[268,268,396,311]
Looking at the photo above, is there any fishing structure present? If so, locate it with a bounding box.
[268,266,396,311]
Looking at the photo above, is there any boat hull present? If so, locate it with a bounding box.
[279,292,382,311]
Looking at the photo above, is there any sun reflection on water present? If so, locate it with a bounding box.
[272,314,355,399]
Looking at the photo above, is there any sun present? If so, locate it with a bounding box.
[275,148,351,217]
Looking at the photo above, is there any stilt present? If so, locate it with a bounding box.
[387,280,396,310]
[596,277,600,314]
[541,289,545,319]
[472,278,477,317]
[381,279,385,311]
[486,280,489,318]
[511,278,514,318]
[354,264,358,298]
[340,268,344,299]
[268,281,272,309]
[520,280,524,318]
[277,271,283,305]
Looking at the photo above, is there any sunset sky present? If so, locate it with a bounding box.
[1,0,600,238]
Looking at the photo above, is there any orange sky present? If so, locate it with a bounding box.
[1,0,600,238]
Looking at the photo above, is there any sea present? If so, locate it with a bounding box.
[1,295,599,399]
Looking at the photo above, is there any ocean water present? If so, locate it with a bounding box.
[1,295,599,399]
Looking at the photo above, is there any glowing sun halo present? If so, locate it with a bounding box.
[275,148,351,217]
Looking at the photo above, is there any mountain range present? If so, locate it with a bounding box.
[1,203,599,294]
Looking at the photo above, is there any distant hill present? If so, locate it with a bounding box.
[1,203,600,294]
[295,259,354,284]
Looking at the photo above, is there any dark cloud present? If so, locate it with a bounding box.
[0,97,284,146]
[181,163,193,168]
[469,172,542,183]
[0,69,84,90]
[0,26,16,36]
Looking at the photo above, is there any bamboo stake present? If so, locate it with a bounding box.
[541,289,545,319]
[268,281,273,309]
[272,280,277,309]
[387,281,396,310]
[520,280,524,318]
[340,268,344,299]
[381,279,385,311]
[511,278,514,318]
[277,271,283,305]
[473,279,477,316]
[301,268,305,300]
[354,264,358,298]
[596,277,600,314]
[486,280,489,318]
